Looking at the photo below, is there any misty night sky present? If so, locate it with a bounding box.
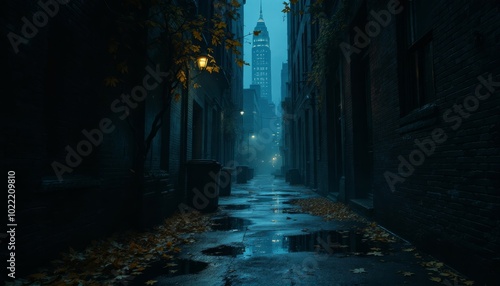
[243,0,288,106]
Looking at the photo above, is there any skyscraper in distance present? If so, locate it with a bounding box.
[252,0,272,102]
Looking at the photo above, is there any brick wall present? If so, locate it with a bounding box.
[4,0,185,276]
[341,0,500,282]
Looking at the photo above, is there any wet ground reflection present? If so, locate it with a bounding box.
[202,244,245,257]
[210,216,252,231]
[243,229,385,257]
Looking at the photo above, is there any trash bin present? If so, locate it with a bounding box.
[236,165,248,184]
[185,159,222,212]
[219,167,233,196]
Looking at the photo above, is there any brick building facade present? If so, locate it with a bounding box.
[3,0,244,275]
[286,0,499,282]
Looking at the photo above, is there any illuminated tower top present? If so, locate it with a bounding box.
[252,0,272,102]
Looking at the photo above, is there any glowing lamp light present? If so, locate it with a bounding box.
[196,55,209,70]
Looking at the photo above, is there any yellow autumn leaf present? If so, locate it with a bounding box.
[236,59,248,68]
[230,0,241,8]
[464,281,474,286]
[429,277,442,282]
[104,76,120,87]
[145,280,157,285]
[402,272,414,277]
[192,30,202,41]
[193,83,201,89]
[190,45,201,53]
[215,21,226,29]
[211,36,220,46]
[117,61,128,74]
[176,70,187,83]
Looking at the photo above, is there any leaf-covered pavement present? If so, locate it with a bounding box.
[289,197,476,286]
[11,211,212,286]
[16,197,476,286]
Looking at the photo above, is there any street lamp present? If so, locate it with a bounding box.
[196,54,209,70]
[240,110,245,116]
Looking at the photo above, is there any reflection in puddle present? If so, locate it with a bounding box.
[133,258,208,282]
[271,207,302,214]
[285,230,369,253]
[243,230,380,257]
[210,216,252,231]
[220,204,251,210]
[202,244,245,257]
[259,194,297,198]
[247,198,274,203]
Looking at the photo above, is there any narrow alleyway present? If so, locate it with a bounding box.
[129,175,473,286]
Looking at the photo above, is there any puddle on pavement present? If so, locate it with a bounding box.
[210,216,252,231]
[285,230,371,253]
[243,230,383,257]
[202,244,245,257]
[220,204,251,210]
[271,207,302,214]
[247,198,274,203]
[133,258,208,282]
[259,194,297,198]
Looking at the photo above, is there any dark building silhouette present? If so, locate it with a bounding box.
[286,0,500,283]
[4,0,244,276]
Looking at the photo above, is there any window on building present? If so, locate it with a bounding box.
[399,0,435,116]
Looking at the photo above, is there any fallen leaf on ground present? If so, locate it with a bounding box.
[430,277,442,282]
[145,280,157,285]
[402,272,414,277]
[289,198,365,221]
[350,268,367,273]
[366,251,383,256]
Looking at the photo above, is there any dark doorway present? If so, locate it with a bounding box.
[351,53,373,200]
